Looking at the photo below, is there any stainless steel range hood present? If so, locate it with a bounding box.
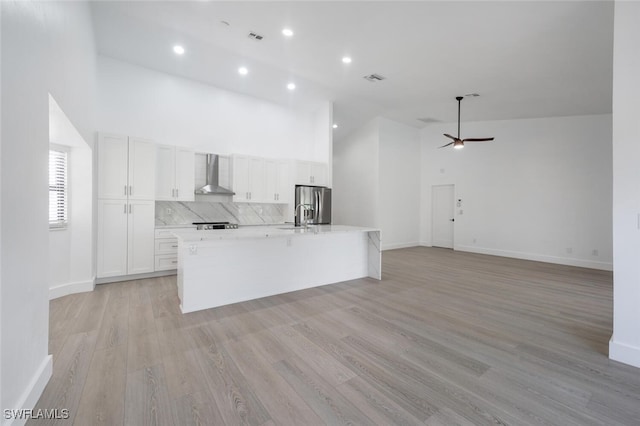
[195,154,235,195]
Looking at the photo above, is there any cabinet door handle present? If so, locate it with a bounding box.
[171,245,178,248]
[124,185,127,196]
[129,204,132,214]
[171,260,178,264]
[124,204,127,214]
[129,185,133,196]
[176,189,179,198]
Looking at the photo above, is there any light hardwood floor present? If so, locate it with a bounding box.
[30,247,640,425]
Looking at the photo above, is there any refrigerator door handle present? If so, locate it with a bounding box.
[315,190,321,221]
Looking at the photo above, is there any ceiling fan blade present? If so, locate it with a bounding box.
[438,142,454,148]
[443,133,457,140]
[462,137,494,142]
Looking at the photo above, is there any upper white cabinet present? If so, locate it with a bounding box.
[98,133,156,200]
[295,161,328,186]
[97,134,128,199]
[156,145,195,201]
[265,159,291,204]
[231,155,266,203]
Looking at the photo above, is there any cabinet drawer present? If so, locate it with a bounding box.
[155,229,178,239]
[155,255,178,271]
[155,239,178,254]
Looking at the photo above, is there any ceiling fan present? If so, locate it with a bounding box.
[439,96,494,149]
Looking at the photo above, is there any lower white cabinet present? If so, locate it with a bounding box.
[97,199,155,278]
[154,228,179,271]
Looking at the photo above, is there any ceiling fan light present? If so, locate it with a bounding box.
[453,140,464,149]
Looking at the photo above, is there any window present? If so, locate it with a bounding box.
[49,148,68,228]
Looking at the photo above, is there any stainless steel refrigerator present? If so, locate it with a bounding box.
[294,185,332,226]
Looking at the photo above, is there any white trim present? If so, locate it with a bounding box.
[455,245,613,271]
[382,241,420,251]
[95,269,176,285]
[4,356,53,426]
[49,278,95,300]
[609,338,640,369]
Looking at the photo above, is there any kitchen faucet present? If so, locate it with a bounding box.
[295,203,312,228]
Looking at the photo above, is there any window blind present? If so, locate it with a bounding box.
[49,149,68,228]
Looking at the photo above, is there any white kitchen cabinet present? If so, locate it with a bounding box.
[128,138,156,199]
[231,155,266,202]
[98,133,156,199]
[97,134,129,199]
[295,161,328,186]
[265,160,291,203]
[154,228,180,272]
[127,200,155,275]
[156,145,195,201]
[97,199,129,277]
[97,199,155,277]
[97,132,156,279]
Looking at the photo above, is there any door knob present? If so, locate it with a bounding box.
[450,218,455,222]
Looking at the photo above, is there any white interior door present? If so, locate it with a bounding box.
[432,184,455,249]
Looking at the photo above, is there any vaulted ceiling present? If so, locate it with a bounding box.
[90,1,614,140]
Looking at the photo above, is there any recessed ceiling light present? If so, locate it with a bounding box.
[282,28,294,37]
[173,45,185,55]
[332,124,338,129]
[287,83,296,90]
[342,56,352,64]
[238,67,248,75]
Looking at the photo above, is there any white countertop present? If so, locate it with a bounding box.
[171,224,380,242]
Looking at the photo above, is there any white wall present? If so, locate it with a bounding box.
[420,114,613,270]
[1,1,96,423]
[96,56,331,163]
[49,97,95,299]
[379,119,420,250]
[333,119,380,229]
[333,117,421,250]
[610,0,640,368]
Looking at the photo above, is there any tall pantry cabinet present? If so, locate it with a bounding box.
[97,133,156,278]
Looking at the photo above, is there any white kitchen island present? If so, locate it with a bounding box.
[173,225,381,313]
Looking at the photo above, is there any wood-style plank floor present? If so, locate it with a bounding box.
[31,247,640,425]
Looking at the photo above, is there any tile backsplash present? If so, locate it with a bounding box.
[156,201,288,226]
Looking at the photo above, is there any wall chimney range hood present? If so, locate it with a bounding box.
[195,154,235,195]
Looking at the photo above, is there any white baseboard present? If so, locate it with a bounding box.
[382,241,420,251]
[609,338,640,369]
[4,355,53,426]
[455,245,613,271]
[49,278,95,300]
[95,269,176,285]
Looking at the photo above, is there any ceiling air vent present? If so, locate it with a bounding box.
[417,117,441,124]
[248,32,264,41]
[363,73,386,82]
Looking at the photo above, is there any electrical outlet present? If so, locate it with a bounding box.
[566,247,573,254]
[473,238,477,244]
[286,237,292,247]
[592,249,599,256]
[165,208,172,215]
[189,244,197,255]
